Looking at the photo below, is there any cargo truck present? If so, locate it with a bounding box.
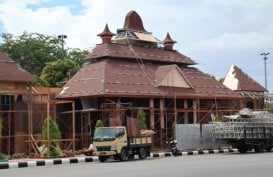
[210,108,273,153]
[92,117,153,162]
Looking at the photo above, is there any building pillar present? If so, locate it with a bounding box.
[193,99,198,123]
[149,98,154,130]
[116,98,121,120]
[184,100,188,124]
[160,99,164,147]
[160,99,164,129]
[174,95,177,124]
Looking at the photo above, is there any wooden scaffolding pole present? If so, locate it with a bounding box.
[72,101,76,156]
[47,98,50,157]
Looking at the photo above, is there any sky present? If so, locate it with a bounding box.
[0,0,272,93]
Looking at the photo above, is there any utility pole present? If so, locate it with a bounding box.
[58,34,67,59]
[260,52,270,90]
[260,52,270,110]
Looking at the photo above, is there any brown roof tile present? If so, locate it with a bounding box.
[58,10,240,100]
[0,51,35,82]
[182,67,238,97]
[88,43,196,65]
[58,60,240,99]
[122,10,147,32]
[97,23,115,37]
[223,65,267,92]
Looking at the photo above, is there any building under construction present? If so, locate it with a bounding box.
[57,10,244,148]
[1,11,268,156]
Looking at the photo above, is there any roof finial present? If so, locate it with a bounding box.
[163,32,177,50]
[123,10,147,32]
[97,23,115,44]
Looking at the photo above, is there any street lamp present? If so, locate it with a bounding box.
[58,34,67,59]
[260,52,270,90]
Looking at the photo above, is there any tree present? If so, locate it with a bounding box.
[0,32,89,86]
[39,59,79,87]
[67,48,89,67]
[137,108,147,129]
[219,77,225,83]
[0,118,2,140]
[95,120,104,129]
[0,32,63,77]
[41,117,62,156]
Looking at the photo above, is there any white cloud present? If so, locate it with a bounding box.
[192,31,273,52]
[0,0,273,92]
[206,0,273,8]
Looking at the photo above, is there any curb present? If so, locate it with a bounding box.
[0,156,99,170]
[150,148,237,158]
[0,149,237,170]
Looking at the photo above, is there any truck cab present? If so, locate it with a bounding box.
[93,126,152,162]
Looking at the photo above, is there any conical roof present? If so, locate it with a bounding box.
[123,10,147,32]
[97,23,115,37]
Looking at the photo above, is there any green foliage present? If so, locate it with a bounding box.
[268,104,273,113]
[0,118,2,140]
[42,117,62,156]
[67,48,88,66]
[95,120,104,129]
[0,32,62,77]
[0,31,88,87]
[172,122,176,138]
[0,118,6,160]
[219,77,225,83]
[39,59,79,87]
[214,113,221,122]
[137,108,147,129]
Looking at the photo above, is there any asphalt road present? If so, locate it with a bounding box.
[2,152,273,177]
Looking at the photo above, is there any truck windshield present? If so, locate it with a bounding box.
[93,127,117,141]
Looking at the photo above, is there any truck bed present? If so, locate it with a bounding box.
[129,136,152,145]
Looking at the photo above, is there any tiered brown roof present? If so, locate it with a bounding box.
[0,51,35,82]
[58,10,240,99]
[88,43,196,65]
[58,60,239,99]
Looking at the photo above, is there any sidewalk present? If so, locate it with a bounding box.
[0,148,237,170]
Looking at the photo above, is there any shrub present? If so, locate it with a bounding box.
[137,107,147,129]
[41,117,62,156]
[0,118,2,140]
[95,119,104,129]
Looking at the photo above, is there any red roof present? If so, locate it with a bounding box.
[59,10,239,100]
[0,51,35,82]
[58,60,239,99]
[122,10,148,33]
[97,23,115,37]
[88,43,196,65]
[223,65,267,92]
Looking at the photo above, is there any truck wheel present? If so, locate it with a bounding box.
[139,147,147,159]
[119,148,128,161]
[265,147,272,152]
[254,142,265,153]
[98,156,107,162]
[238,144,248,153]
